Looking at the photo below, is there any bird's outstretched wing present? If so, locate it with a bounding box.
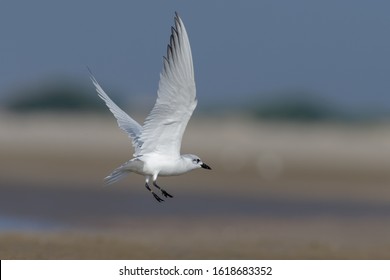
[89,70,143,154]
[138,12,197,157]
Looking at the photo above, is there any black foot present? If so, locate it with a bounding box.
[145,182,164,202]
[161,189,173,198]
[152,192,164,202]
[153,181,173,198]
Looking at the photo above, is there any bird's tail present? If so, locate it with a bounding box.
[104,162,130,185]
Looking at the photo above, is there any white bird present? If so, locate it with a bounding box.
[89,12,211,202]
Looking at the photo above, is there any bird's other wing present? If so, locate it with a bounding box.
[89,70,143,154]
[138,12,197,157]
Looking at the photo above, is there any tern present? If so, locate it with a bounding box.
[89,12,211,202]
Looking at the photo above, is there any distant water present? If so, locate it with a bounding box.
[2,183,390,231]
[0,216,63,231]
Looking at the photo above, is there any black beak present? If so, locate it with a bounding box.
[201,163,212,170]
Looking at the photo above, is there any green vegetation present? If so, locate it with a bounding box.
[5,82,388,123]
[251,91,349,122]
[254,97,335,122]
[6,81,106,112]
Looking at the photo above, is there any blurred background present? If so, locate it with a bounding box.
[1,0,390,259]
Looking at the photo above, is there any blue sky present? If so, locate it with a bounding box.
[0,1,389,113]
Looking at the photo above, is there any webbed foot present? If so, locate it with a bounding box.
[161,189,173,198]
[153,182,173,198]
[145,182,164,202]
[152,192,164,202]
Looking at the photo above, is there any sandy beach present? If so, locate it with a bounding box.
[1,113,390,259]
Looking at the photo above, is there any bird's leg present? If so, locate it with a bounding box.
[145,182,164,202]
[153,181,173,198]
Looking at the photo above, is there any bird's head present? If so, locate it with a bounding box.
[182,154,212,171]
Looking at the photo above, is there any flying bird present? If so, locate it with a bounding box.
[89,12,211,202]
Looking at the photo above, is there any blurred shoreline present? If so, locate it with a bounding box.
[1,112,390,259]
[1,112,389,193]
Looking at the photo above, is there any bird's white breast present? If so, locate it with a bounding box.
[140,154,189,176]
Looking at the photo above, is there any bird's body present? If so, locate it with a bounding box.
[90,13,211,202]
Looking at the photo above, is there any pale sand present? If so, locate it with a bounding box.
[2,217,390,259]
[1,113,390,259]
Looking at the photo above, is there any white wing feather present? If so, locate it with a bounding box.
[138,13,197,157]
[89,72,143,154]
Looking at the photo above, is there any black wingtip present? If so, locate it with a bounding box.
[174,11,181,28]
[86,66,94,77]
[86,66,98,84]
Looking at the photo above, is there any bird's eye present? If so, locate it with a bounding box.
[196,159,200,163]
